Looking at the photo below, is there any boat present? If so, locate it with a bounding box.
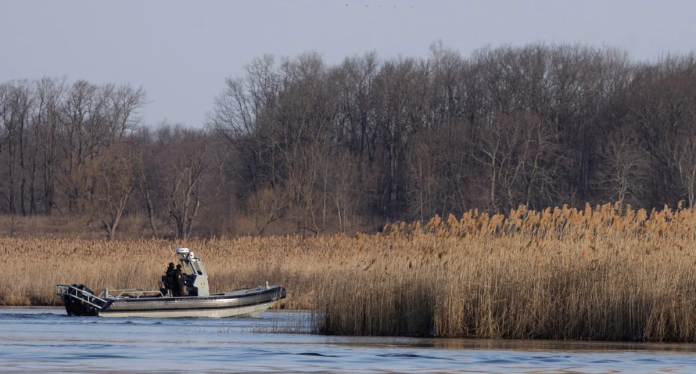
[56,247,287,318]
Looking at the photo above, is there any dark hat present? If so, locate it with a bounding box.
[168,262,174,268]
[176,264,182,269]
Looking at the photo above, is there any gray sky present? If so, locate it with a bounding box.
[2,0,696,128]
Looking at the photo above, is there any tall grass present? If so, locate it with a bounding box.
[4,203,696,341]
[316,203,696,341]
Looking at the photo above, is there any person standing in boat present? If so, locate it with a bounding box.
[163,263,175,296]
[173,264,185,297]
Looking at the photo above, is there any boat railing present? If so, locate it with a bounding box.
[56,284,108,310]
[99,288,164,298]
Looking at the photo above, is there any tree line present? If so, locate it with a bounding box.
[2,43,696,239]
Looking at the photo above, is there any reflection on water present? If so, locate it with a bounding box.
[1,308,696,373]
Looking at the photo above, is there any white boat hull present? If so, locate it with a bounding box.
[58,285,287,318]
[99,300,276,318]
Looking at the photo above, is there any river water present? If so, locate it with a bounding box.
[1,308,696,373]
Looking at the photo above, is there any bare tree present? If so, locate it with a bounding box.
[246,186,286,235]
[164,128,209,240]
[596,130,648,207]
[0,81,33,215]
[94,143,136,240]
[58,81,146,214]
[32,77,66,215]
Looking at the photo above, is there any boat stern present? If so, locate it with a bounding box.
[56,284,107,316]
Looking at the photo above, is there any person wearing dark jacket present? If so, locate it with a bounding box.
[165,263,175,277]
[173,264,185,297]
[163,263,175,295]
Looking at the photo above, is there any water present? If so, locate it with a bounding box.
[2,308,696,373]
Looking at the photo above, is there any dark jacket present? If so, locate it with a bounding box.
[173,268,185,289]
[164,266,175,289]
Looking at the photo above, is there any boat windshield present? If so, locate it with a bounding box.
[182,260,204,276]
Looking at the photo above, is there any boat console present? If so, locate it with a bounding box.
[175,248,209,297]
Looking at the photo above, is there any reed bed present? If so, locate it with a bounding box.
[4,203,696,341]
[317,203,696,341]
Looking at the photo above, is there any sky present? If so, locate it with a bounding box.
[2,0,696,128]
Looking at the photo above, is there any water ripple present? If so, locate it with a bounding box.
[296,352,340,357]
[1,308,696,373]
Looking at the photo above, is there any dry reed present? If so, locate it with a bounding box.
[4,203,696,341]
[316,203,696,341]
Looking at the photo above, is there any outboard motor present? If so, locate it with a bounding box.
[61,284,101,316]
